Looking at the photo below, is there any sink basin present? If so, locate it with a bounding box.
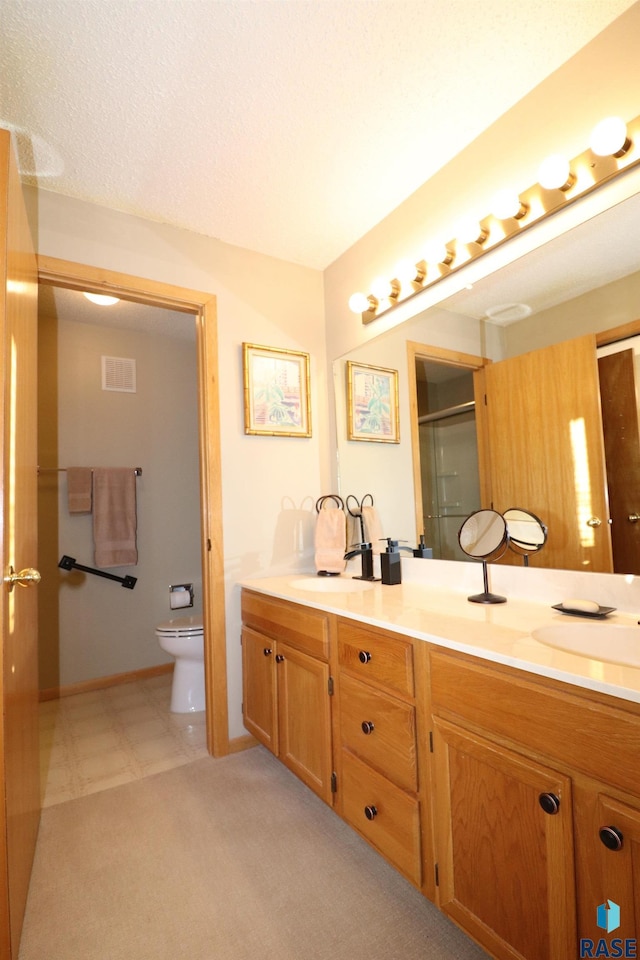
[532,623,640,668]
[288,577,376,594]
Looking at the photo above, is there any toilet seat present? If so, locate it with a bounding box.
[155,615,203,637]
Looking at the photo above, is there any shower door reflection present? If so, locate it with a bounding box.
[419,406,480,561]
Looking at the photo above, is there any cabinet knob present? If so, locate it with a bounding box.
[361,720,375,735]
[538,792,561,815]
[358,650,372,664]
[364,804,378,821]
[275,654,285,663]
[263,648,272,656]
[599,826,624,851]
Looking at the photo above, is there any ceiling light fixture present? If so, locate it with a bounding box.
[83,292,120,306]
[589,116,631,158]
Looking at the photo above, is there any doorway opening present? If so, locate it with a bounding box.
[36,256,228,759]
[407,341,488,560]
[36,285,210,804]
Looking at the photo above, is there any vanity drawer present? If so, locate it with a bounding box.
[430,650,640,797]
[339,673,417,791]
[340,749,421,886]
[241,590,329,660]
[337,619,414,698]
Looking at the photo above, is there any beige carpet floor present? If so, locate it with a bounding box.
[19,746,489,960]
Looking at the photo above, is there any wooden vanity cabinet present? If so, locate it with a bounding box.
[429,649,640,959]
[241,590,333,804]
[334,618,432,893]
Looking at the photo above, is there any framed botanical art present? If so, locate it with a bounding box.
[243,342,312,437]
[346,360,399,442]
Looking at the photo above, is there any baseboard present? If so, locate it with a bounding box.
[39,662,174,702]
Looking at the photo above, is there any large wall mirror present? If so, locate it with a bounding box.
[333,187,640,575]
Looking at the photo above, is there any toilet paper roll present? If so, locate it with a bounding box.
[170,590,192,610]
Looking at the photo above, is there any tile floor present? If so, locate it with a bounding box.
[38,673,209,808]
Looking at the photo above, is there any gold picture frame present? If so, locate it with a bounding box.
[243,343,312,437]
[346,360,399,443]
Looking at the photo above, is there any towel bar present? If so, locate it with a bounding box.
[58,555,137,589]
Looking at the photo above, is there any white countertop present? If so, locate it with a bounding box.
[241,572,640,706]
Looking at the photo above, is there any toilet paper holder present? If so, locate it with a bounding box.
[169,583,194,609]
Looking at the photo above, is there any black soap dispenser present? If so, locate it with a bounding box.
[380,538,402,585]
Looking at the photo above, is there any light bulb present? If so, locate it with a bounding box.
[589,116,630,158]
[370,276,394,301]
[424,241,453,266]
[456,220,488,246]
[492,189,527,221]
[538,154,574,191]
[348,292,371,314]
[394,259,424,289]
[83,292,120,306]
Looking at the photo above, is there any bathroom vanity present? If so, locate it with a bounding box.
[241,572,640,960]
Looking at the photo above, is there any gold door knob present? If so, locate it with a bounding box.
[4,566,41,593]
[628,514,640,523]
[586,517,602,528]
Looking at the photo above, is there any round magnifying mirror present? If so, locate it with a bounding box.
[458,510,508,604]
[503,508,547,565]
[458,509,509,562]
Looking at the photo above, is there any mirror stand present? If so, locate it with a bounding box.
[468,560,506,604]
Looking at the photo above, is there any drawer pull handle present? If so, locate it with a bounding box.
[364,805,378,821]
[599,826,624,851]
[538,792,560,815]
[275,654,285,663]
[361,721,375,735]
[263,648,272,657]
[358,650,372,664]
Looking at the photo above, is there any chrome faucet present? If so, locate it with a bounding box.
[344,541,377,581]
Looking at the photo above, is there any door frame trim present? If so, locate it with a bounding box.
[36,256,229,756]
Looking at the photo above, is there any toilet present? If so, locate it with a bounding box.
[155,614,205,713]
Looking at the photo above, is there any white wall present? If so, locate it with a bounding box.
[28,189,327,738]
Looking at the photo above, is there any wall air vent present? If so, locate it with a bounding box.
[101,356,137,393]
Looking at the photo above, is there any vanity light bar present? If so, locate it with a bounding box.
[350,113,640,324]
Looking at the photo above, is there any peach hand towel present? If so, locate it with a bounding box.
[67,467,93,514]
[362,505,385,554]
[93,468,138,568]
[314,505,346,574]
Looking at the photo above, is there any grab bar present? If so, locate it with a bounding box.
[58,555,137,589]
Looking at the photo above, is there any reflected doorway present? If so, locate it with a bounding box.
[408,342,488,562]
[417,362,480,560]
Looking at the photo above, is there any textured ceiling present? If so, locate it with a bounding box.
[1,0,636,269]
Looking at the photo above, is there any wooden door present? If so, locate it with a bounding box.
[598,349,640,574]
[433,718,576,960]
[574,786,640,945]
[276,642,332,803]
[241,626,277,753]
[0,129,41,960]
[485,334,613,572]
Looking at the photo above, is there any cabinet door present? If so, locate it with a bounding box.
[241,626,278,753]
[276,642,332,804]
[574,787,640,943]
[433,718,576,960]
